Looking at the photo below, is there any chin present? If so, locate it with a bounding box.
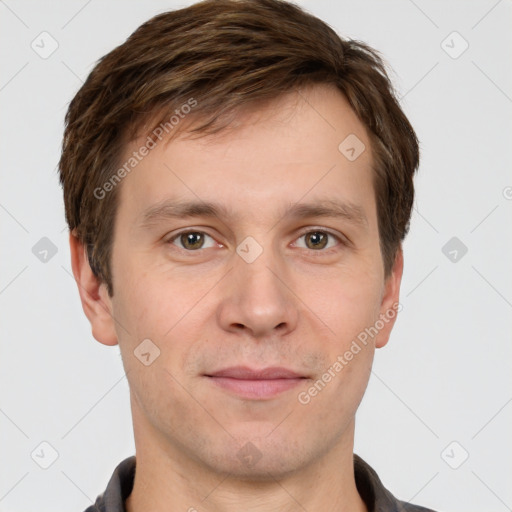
[198,433,315,482]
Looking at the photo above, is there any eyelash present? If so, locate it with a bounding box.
[166,228,347,254]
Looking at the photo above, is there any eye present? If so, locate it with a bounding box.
[166,229,345,253]
[167,231,217,251]
[294,230,343,251]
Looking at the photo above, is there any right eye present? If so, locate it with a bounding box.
[166,230,217,251]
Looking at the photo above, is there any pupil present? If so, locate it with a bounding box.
[182,232,203,249]
[308,232,327,249]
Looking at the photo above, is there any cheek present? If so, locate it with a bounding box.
[304,264,383,341]
[299,270,381,410]
[112,264,218,382]
[296,334,374,444]
[112,258,187,334]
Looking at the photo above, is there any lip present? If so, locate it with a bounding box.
[205,366,307,400]
[207,366,304,379]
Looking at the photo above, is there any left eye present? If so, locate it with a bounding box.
[294,230,341,251]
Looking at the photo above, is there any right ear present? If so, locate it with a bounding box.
[69,232,118,346]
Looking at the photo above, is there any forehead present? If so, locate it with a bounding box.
[115,84,376,226]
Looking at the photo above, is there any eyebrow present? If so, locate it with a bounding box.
[138,198,368,229]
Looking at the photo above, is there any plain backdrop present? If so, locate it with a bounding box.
[1,1,511,511]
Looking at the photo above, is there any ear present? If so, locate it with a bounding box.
[374,247,404,349]
[69,232,118,346]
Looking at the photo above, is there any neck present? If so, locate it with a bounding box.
[125,414,367,512]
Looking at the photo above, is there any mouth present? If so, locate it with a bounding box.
[204,366,309,400]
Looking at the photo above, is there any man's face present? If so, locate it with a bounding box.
[93,84,402,477]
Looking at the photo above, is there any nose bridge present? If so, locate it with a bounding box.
[217,238,298,337]
[237,244,282,300]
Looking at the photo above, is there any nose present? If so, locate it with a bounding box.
[217,247,299,339]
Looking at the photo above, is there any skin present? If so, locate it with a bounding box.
[70,83,403,512]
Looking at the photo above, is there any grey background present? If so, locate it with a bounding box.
[1,1,511,511]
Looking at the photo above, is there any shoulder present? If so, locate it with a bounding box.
[354,454,439,512]
[79,456,136,512]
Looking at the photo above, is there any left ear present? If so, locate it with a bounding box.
[375,247,404,349]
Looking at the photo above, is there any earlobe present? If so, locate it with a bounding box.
[69,232,119,346]
[375,248,404,349]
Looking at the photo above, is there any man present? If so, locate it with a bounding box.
[59,0,435,510]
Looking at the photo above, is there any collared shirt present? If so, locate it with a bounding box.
[83,454,437,512]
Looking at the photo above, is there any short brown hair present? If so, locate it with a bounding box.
[59,0,419,297]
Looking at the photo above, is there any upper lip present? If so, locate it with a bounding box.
[206,366,305,379]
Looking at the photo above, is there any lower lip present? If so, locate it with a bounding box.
[206,376,305,399]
